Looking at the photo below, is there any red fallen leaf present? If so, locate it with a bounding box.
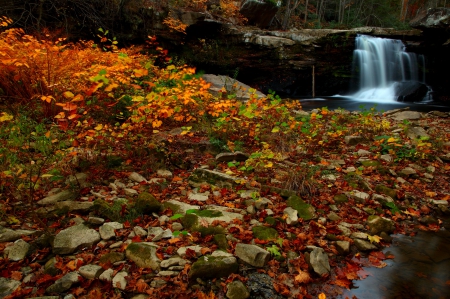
[10,271,22,281]
[123,220,131,228]
[254,238,269,245]
[72,287,85,296]
[369,251,386,260]
[185,248,197,259]
[131,235,142,242]
[273,282,290,296]
[332,278,352,289]
[134,279,150,293]
[36,273,58,285]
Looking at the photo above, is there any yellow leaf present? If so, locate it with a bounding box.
[367,235,382,244]
[63,91,74,99]
[105,83,119,92]
[265,161,273,168]
[387,137,396,143]
[0,112,13,122]
[271,126,280,133]
[94,124,103,131]
[319,293,326,299]
[133,68,148,78]
[71,94,84,102]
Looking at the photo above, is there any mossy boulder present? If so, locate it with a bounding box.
[374,185,397,200]
[286,195,316,220]
[252,226,279,241]
[93,198,127,222]
[333,194,348,204]
[214,234,229,250]
[366,215,394,235]
[181,213,225,236]
[134,192,163,214]
[188,255,238,280]
[125,242,160,270]
[264,216,278,226]
[188,168,238,187]
[99,252,125,264]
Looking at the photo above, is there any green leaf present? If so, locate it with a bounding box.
[170,213,183,220]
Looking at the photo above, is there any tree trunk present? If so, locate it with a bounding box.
[304,0,309,23]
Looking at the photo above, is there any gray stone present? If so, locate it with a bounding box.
[351,232,369,240]
[357,149,371,156]
[188,255,238,279]
[202,74,266,101]
[283,207,298,225]
[99,224,116,240]
[152,228,172,241]
[53,201,94,212]
[344,136,363,145]
[133,226,148,237]
[0,277,21,298]
[335,241,350,255]
[53,224,101,255]
[160,257,186,268]
[372,194,395,206]
[254,197,273,210]
[112,271,128,290]
[172,222,183,231]
[188,192,209,202]
[390,111,422,121]
[0,227,36,242]
[380,154,393,162]
[349,190,370,203]
[124,188,138,196]
[37,190,78,205]
[428,199,449,206]
[216,152,249,162]
[125,243,160,270]
[400,167,417,175]
[226,280,250,299]
[406,127,429,140]
[309,247,330,276]
[79,264,104,279]
[164,200,200,214]
[158,270,179,277]
[65,173,89,187]
[188,168,240,187]
[410,7,450,30]
[367,215,394,235]
[148,227,164,237]
[353,239,377,251]
[46,272,81,293]
[44,257,59,276]
[88,217,105,225]
[337,224,351,237]
[234,243,270,268]
[327,211,341,221]
[99,268,114,281]
[157,169,173,178]
[129,172,147,183]
[7,239,30,261]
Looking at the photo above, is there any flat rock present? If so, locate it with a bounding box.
[390,111,422,121]
[125,242,160,270]
[188,255,238,280]
[0,277,21,298]
[46,272,81,293]
[112,271,128,290]
[129,172,147,183]
[234,243,270,268]
[309,247,330,276]
[79,264,104,279]
[53,224,100,255]
[37,190,78,205]
[367,215,394,235]
[354,239,377,251]
[0,227,36,242]
[6,239,30,261]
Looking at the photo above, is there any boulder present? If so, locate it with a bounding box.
[46,272,81,293]
[0,277,21,298]
[234,243,270,267]
[125,242,160,270]
[410,8,450,30]
[374,185,397,199]
[188,255,238,279]
[286,195,316,220]
[53,224,101,255]
[283,207,299,225]
[252,226,279,240]
[202,74,266,101]
[134,192,163,214]
[226,280,250,299]
[308,247,330,276]
[37,190,78,205]
[6,239,30,261]
[353,239,377,251]
[335,241,350,255]
[240,0,280,28]
[112,271,128,290]
[0,227,36,242]
[394,81,429,102]
[79,264,104,279]
[366,215,394,235]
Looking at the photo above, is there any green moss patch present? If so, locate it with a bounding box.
[252,226,279,240]
[286,195,316,220]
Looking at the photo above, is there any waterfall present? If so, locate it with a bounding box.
[351,35,428,102]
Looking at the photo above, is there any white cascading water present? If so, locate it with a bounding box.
[351,34,426,102]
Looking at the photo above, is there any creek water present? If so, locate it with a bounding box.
[340,219,450,299]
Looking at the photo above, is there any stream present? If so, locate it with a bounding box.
[341,218,450,299]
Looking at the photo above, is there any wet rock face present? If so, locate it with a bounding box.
[246,273,283,299]
[410,8,450,30]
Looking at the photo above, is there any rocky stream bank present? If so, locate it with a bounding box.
[1,105,450,299]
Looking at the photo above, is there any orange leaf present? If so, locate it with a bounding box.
[172,176,183,182]
[10,271,22,281]
[294,270,311,284]
[168,238,181,244]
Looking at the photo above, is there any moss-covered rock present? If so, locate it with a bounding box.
[134,192,162,215]
[93,198,127,222]
[264,216,278,226]
[189,209,223,218]
[374,184,397,200]
[181,213,226,236]
[214,234,229,250]
[125,242,160,270]
[188,168,238,187]
[99,252,125,264]
[252,226,279,241]
[333,194,348,204]
[188,255,238,280]
[286,195,316,220]
[366,215,394,235]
